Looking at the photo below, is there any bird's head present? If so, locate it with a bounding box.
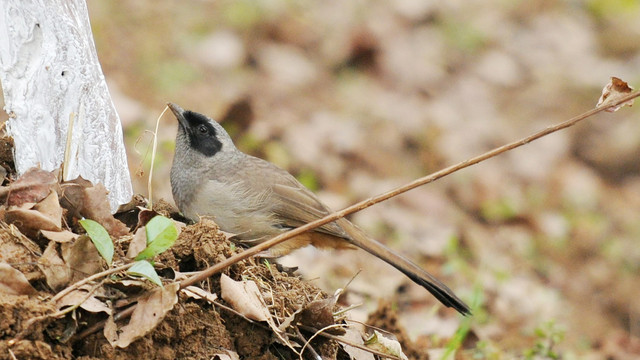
[168,102,236,158]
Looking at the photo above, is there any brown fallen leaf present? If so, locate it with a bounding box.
[366,330,408,360]
[340,327,376,360]
[596,77,634,112]
[61,235,105,283]
[5,206,62,238]
[220,274,294,349]
[220,273,269,322]
[126,227,148,259]
[38,242,71,291]
[181,285,219,302]
[211,351,240,360]
[0,262,37,295]
[58,177,92,219]
[298,297,344,335]
[137,208,158,228]
[105,282,179,348]
[4,189,64,237]
[115,194,147,214]
[40,229,78,243]
[2,167,57,206]
[103,315,118,347]
[82,183,129,237]
[114,194,147,229]
[55,287,112,314]
[32,190,62,229]
[58,177,131,236]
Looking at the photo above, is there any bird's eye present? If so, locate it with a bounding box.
[198,125,208,134]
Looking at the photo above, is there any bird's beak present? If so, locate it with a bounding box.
[167,102,189,130]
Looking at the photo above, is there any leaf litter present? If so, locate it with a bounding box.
[0,137,421,359]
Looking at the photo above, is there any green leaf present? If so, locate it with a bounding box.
[128,260,163,286]
[134,216,178,260]
[79,219,114,266]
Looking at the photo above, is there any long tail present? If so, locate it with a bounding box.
[336,218,471,315]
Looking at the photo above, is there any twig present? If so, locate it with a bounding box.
[298,324,401,360]
[53,280,106,318]
[133,130,155,178]
[178,89,640,290]
[295,327,322,360]
[62,112,75,181]
[51,262,135,303]
[298,324,346,360]
[147,105,169,209]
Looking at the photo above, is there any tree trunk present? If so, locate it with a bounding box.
[0,0,132,210]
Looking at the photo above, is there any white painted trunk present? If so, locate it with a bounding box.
[0,0,132,210]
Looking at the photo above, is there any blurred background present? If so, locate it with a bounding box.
[7,0,640,357]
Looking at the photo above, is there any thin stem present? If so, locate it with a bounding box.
[179,90,640,290]
[51,262,135,303]
[148,106,169,209]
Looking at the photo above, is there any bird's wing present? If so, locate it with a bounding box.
[270,181,350,239]
[239,156,350,239]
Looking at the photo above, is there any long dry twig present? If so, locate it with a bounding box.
[178,89,640,290]
[62,112,75,181]
[147,106,169,209]
[51,262,135,303]
[297,324,402,360]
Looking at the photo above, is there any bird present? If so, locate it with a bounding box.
[168,102,470,315]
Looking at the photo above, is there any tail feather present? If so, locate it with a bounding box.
[336,218,471,315]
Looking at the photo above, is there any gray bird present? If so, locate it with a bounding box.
[168,103,470,315]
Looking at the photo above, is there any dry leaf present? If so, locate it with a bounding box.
[40,229,78,243]
[299,297,343,334]
[103,314,118,346]
[32,190,62,229]
[61,235,105,282]
[3,168,57,206]
[0,262,37,295]
[126,227,148,259]
[114,194,147,229]
[63,175,94,189]
[58,178,90,219]
[83,183,129,237]
[38,242,71,290]
[137,208,158,228]
[211,351,240,360]
[340,327,375,360]
[118,279,148,288]
[5,206,62,237]
[106,282,179,348]
[366,330,408,360]
[220,274,295,350]
[115,194,147,214]
[55,288,112,314]
[60,177,130,236]
[220,273,269,322]
[597,77,634,112]
[181,285,218,302]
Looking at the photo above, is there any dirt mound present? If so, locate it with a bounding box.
[0,137,422,359]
